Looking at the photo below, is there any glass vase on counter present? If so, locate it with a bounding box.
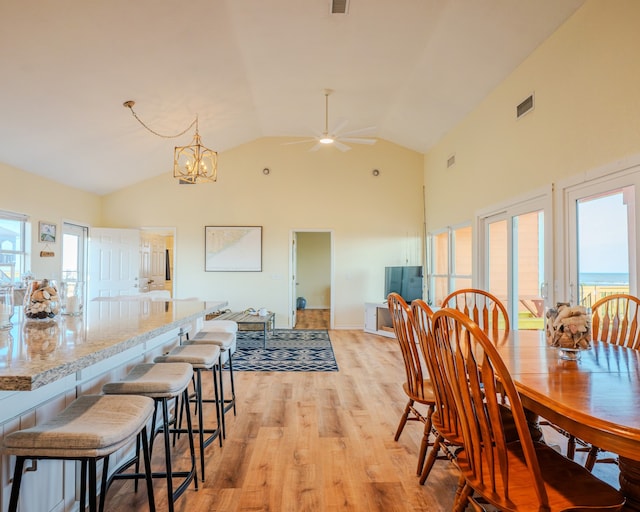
[23,279,60,321]
[0,284,14,329]
[60,281,84,316]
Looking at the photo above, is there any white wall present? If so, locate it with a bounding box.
[101,137,425,329]
[423,0,640,231]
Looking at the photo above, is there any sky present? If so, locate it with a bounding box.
[578,190,629,274]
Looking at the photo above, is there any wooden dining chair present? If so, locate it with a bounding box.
[441,288,509,344]
[387,292,436,476]
[431,307,625,512]
[565,293,640,470]
[412,299,541,490]
[411,299,464,487]
[592,293,640,348]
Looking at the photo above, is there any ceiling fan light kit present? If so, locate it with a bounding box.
[286,89,377,152]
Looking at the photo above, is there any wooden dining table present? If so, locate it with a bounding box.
[496,330,640,510]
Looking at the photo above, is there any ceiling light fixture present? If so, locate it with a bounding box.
[123,100,217,184]
[319,90,335,144]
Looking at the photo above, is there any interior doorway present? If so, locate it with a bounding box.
[140,228,176,297]
[291,230,333,330]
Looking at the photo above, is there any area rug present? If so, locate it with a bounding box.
[233,329,339,372]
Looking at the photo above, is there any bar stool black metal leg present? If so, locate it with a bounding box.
[228,354,236,416]
[219,358,227,438]
[8,457,25,512]
[215,361,224,443]
[89,459,98,512]
[81,460,88,511]
[161,398,176,512]
[98,456,110,512]
[140,426,156,511]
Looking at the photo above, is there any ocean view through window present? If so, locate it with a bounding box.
[576,188,632,307]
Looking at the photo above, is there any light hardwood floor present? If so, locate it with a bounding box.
[294,308,330,330]
[104,328,620,511]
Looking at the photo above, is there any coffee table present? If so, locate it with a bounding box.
[214,311,275,348]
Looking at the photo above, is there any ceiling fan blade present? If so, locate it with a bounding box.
[334,140,352,152]
[339,125,377,137]
[338,137,376,145]
[282,138,317,146]
[330,118,349,136]
[309,142,323,152]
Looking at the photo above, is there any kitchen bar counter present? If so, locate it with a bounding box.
[0,299,226,391]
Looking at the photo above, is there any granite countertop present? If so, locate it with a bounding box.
[0,299,226,391]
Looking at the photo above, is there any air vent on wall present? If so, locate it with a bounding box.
[516,93,535,118]
[447,154,456,169]
[178,179,194,185]
[331,0,349,14]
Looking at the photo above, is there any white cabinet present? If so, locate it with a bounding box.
[363,302,395,338]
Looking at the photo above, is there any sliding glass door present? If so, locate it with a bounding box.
[565,177,638,305]
[478,189,551,330]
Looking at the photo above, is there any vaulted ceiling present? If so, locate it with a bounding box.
[0,0,584,195]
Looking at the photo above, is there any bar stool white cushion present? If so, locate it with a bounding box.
[3,394,155,458]
[189,334,236,364]
[154,344,220,369]
[200,320,238,333]
[102,363,193,398]
[193,331,235,344]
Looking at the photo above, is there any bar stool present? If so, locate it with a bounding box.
[3,394,156,512]
[200,319,238,334]
[190,330,237,436]
[102,362,197,512]
[154,343,222,482]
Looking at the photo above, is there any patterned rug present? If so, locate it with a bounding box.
[233,329,339,372]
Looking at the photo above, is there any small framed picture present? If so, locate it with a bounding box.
[39,222,57,243]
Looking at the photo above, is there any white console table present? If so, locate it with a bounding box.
[364,302,395,338]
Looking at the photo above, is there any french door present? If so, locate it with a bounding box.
[478,189,552,330]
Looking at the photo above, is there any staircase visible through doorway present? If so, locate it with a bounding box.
[295,309,329,330]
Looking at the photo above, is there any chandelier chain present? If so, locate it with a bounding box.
[125,102,197,139]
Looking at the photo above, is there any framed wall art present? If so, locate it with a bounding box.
[205,226,262,272]
[39,221,57,243]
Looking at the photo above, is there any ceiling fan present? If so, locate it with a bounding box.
[286,89,377,152]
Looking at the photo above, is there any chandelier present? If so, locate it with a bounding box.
[123,100,217,184]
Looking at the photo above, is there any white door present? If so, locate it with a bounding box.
[139,233,166,292]
[88,228,140,299]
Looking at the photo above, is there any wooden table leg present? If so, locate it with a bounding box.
[619,456,640,511]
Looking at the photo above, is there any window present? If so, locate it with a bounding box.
[564,173,639,305]
[62,222,88,282]
[576,190,631,305]
[427,224,472,306]
[0,211,28,283]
